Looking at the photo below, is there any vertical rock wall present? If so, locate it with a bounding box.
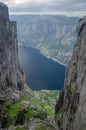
[0,3,24,100]
[55,16,86,130]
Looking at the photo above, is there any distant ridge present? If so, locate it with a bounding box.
[10,15,79,65]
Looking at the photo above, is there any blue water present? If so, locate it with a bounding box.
[18,46,66,90]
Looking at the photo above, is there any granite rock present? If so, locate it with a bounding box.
[0,2,25,100]
[55,16,86,130]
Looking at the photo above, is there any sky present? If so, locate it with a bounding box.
[0,0,86,16]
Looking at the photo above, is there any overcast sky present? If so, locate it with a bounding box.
[1,0,86,16]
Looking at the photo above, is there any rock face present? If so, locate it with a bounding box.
[0,2,24,100]
[55,16,86,130]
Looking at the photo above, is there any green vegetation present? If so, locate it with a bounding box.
[57,104,64,117]
[0,90,59,129]
[7,102,23,127]
[15,127,23,130]
[24,109,34,120]
[35,126,46,130]
[0,94,31,127]
[31,90,59,119]
[67,83,74,96]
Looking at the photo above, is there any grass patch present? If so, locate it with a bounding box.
[0,90,59,128]
[15,127,23,130]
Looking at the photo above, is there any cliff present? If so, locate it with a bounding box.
[0,3,56,130]
[0,2,25,100]
[55,16,86,130]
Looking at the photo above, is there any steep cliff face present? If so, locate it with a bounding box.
[55,16,86,130]
[0,3,24,100]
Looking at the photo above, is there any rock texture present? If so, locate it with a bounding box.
[55,16,86,130]
[0,2,25,100]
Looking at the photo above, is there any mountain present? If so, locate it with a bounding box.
[0,2,86,130]
[55,16,86,130]
[0,3,57,130]
[18,46,66,90]
[10,15,79,65]
[0,3,25,100]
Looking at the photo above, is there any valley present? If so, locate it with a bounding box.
[0,2,86,130]
[10,15,79,65]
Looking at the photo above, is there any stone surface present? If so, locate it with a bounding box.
[0,2,9,21]
[55,16,86,130]
[9,119,57,130]
[0,2,25,100]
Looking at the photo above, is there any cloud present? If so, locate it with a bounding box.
[0,0,86,16]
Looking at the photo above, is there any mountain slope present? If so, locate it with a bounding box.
[10,15,79,65]
[55,16,86,130]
